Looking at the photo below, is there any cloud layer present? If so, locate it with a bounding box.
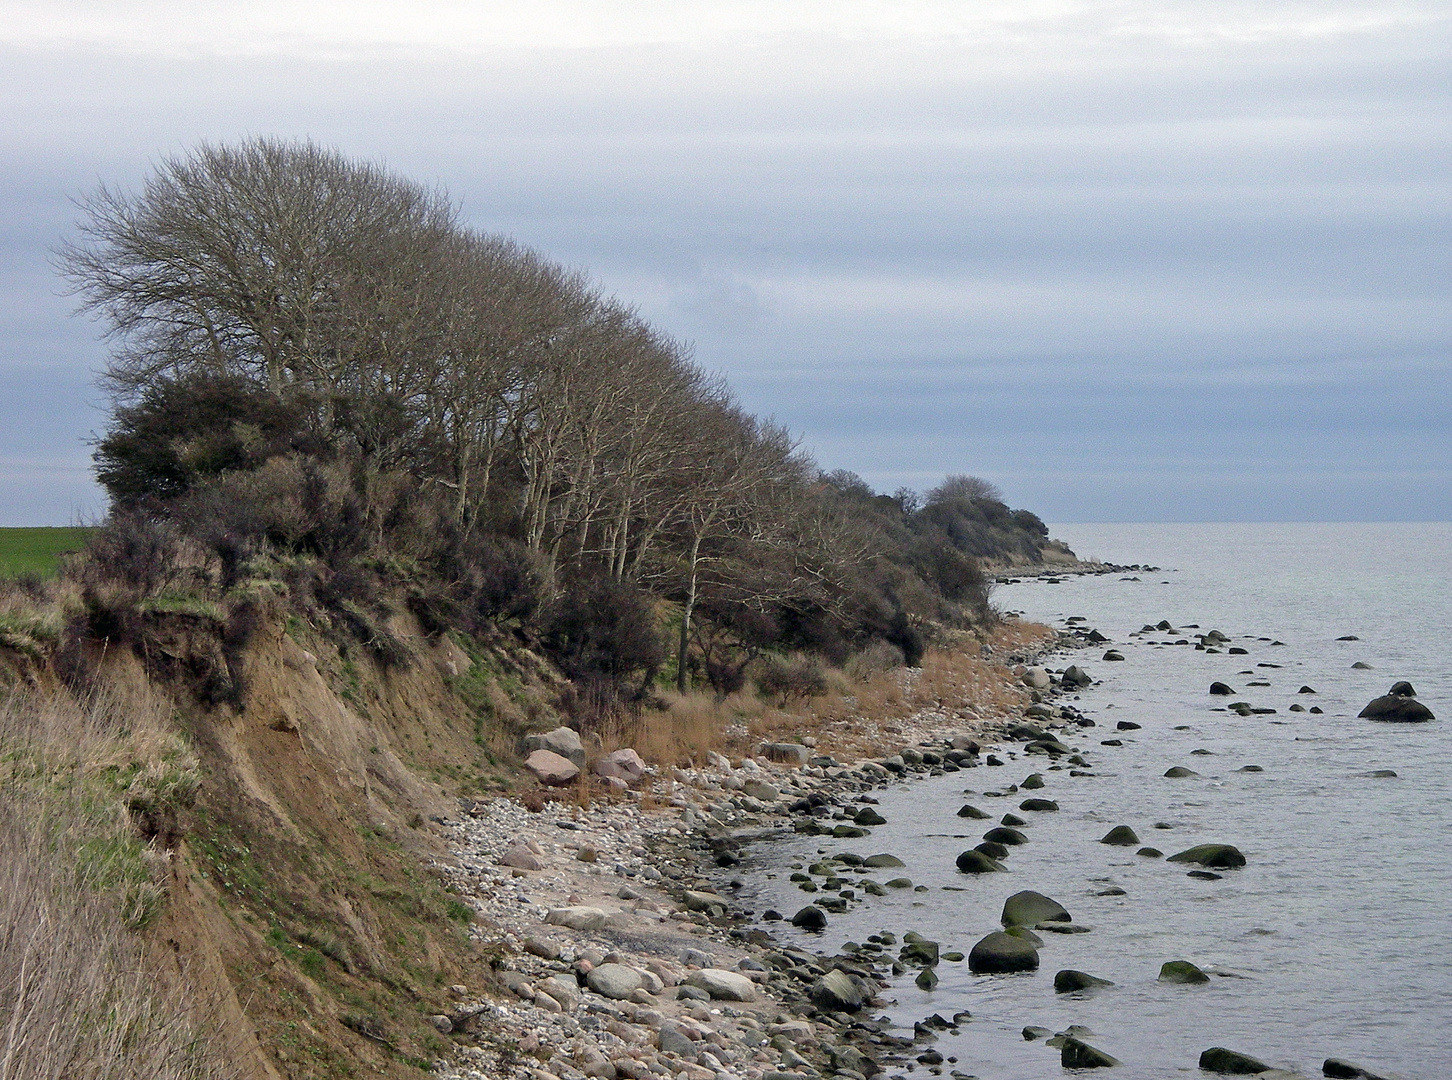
[0,1,1446,523]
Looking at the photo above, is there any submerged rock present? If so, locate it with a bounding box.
[1209,682,1235,695]
[1323,1058,1391,1080]
[957,804,990,819]
[1164,766,1199,778]
[1019,798,1059,812]
[1100,825,1140,846]
[968,931,1039,974]
[1061,1037,1121,1068]
[983,826,1028,846]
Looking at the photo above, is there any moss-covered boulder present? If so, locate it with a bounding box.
[1100,825,1140,846]
[955,849,1004,874]
[1158,960,1209,984]
[1054,969,1114,993]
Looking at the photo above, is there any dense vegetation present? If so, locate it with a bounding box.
[62,138,1059,715]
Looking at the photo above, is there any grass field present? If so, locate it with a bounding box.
[0,527,95,578]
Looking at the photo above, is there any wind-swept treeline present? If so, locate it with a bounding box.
[61,139,1055,708]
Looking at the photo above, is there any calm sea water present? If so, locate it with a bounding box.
[739,523,1451,1080]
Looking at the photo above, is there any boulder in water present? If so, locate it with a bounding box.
[1358,695,1435,722]
[1167,844,1246,869]
[956,849,1004,874]
[1198,1047,1271,1074]
[791,905,827,930]
[1021,772,1046,789]
[1019,798,1059,812]
[1062,665,1093,687]
[1164,766,1199,778]
[1387,680,1416,697]
[1061,1038,1120,1069]
[1297,685,1317,694]
[1209,682,1235,696]
[968,930,1039,973]
[1158,960,1210,984]
[975,840,1010,859]
[809,968,865,1011]
[983,826,1028,846]
[1103,650,1125,661]
[1323,1058,1392,1080]
[863,853,906,868]
[1054,969,1114,993]
[957,803,990,819]
[1100,825,1140,846]
[1351,661,1373,670]
[1001,889,1070,927]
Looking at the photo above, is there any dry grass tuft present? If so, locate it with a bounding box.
[0,686,236,1080]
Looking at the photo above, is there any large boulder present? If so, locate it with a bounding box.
[587,963,646,1000]
[742,779,779,802]
[1358,695,1435,722]
[955,849,1004,874]
[983,826,1028,846]
[957,804,990,819]
[1061,1037,1120,1068]
[1159,960,1209,984]
[1209,682,1235,696]
[1167,844,1246,869]
[685,968,757,1002]
[1020,798,1059,812]
[1001,890,1070,927]
[1022,667,1051,689]
[1387,681,1416,697]
[1199,1047,1271,1074]
[524,749,580,786]
[759,741,810,765]
[544,906,609,930]
[809,968,865,1011]
[968,931,1039,974]
[863,853,905,868]
[499,843,546,870]
[1323,1058,1391,1080]
[1054,969,1114,993]
[1062,665,1093,688]
[791,905,828,930]
[522,726,586,767]
[593,748,646,784]
[1100,825,1140,846]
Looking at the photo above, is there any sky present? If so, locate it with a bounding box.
[0,1,1447,525]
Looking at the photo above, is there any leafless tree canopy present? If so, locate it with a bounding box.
[64,139,1049,695]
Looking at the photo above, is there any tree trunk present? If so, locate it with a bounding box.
[676,535,701,693]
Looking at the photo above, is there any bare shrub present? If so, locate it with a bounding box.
[843,640,904,681]
[754,653,829,705]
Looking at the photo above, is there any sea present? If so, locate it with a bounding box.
[735,523,1451,1080]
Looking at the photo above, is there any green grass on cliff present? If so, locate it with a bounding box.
[0,527,95,578]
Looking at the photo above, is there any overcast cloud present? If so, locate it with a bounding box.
[0,1,1447,524]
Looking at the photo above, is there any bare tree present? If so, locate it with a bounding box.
[925,473,1003,505]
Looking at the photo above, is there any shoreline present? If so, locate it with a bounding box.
[433,627,1097,1080]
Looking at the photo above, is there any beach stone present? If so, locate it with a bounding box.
[975,840,1010,859]
[657,1023,698,1062]
[742,779,779,801]
[1001,812,1027,826]
[1054,969,1114,993]
[886,877,913,888]
[1021,773,1045,789]
[968,931,1039,973]
[525,749,581,786]
[759,741,810,765]
[1061,1037,1120,1068]
[810,968,866,1012]
[682,890,725,913]
[1117,720,1141,730]
[587,964,646,1000]
[1062,665,1093,687]
[522,726,586,767]
[1164,766,1198,778]
[685,968,756,1002]
[1023,1026,1053,1041]
[537,975,580,1010]
[900,939,940,966]
[593,748,646,785]
[1199,1047,1271,1074]
[1019,798,1058,812]
[1100,825,1140,846]
[957,804,990,819]
[1103,650,1125,661]
[1167,844,1246,869]
[791,905,827,930]
[915,967,939,990]
[863,853,905,868]
[499,843,546,870]
[1209,682,1235,696]
[1025,738,1073,756]
[1001,889,1070,927]
[1008,722,1049,741]
[1137,847,1163,858]
[544,906,609,930]
[1022,667,1051,689]
[1159,960,1210,984]
[855,807,887,826]
[956,849,1004,874]
[1358,695,1434,722]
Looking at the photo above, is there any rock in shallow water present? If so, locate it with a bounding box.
[968,930,1039,973]
[1158,960,1210,984]
[1061,1037,1121,1068]
[1358,695,1435,722]
[1199,1046,1271,1074]
[955,849,1004,874]
[1100,824,1140,846]
[1167,844,1246,868]
[1001,889,1070,927]
[1054,969,1114,992]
